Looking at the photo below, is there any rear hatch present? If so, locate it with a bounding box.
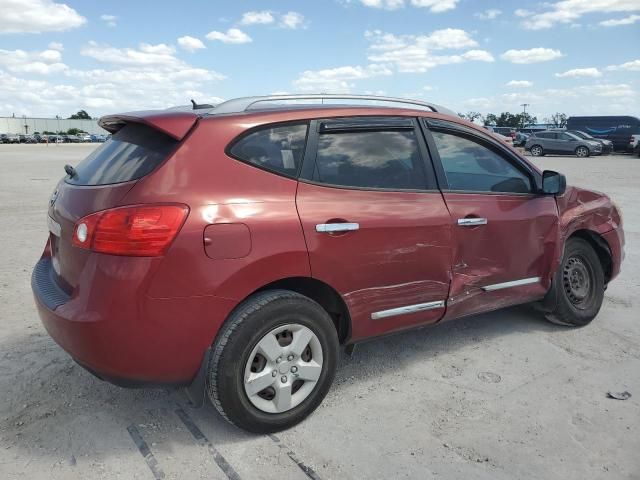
[47,112,198,292]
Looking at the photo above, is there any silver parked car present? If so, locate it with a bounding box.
[525,131,602,157]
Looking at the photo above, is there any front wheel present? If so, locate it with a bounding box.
[207,290,339,433]
[575,146,590,158]
[545,238,605,327]
[530,145,544,156]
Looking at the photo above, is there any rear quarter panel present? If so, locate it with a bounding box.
[120,116,311,301]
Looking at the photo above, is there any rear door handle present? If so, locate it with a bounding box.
[457,217,488,227]
[316,223,360,233]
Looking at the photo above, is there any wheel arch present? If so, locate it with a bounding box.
[568,229,612,283]
[251,277,352,344]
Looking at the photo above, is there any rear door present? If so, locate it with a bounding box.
[422,118,558,320]
[296,117,452,341]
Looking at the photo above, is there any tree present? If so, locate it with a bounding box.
[484,111,537,128]
[458,111,483,124]
[68,110,91,120]
[544,112,567,128]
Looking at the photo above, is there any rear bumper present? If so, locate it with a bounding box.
[32,254,237,386]
[602,227,625,281]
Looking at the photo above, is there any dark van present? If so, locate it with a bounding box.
[566,116,640,152]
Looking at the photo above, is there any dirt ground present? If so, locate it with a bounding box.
[0,144,638,480]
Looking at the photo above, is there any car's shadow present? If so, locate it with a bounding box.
[0,304,561,464]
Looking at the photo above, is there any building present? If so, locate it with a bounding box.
[0,116,108,135]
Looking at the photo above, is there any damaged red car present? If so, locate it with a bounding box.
[32,95,625,433]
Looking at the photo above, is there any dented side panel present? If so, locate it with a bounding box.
[550,186,623,277]
[441,193,559,321]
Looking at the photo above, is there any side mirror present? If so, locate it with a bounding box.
[542,170,566,195]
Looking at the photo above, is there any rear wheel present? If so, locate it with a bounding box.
[545,238,604,326]
[207,290,339,433]
[530,145,544,157]
[575,146,590,158]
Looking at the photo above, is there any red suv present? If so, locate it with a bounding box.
[32,95,624,433]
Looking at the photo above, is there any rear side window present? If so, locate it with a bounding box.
[66,123,177,186]
[312,130,427,190]
[229,124,308,177]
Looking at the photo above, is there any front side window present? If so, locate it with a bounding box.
[431,131,532,194]
[312,130,426,190]
[229,124,308,177]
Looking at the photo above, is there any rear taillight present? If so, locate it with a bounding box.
[72,204,189,256]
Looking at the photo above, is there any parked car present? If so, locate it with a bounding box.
[78,133,92,142]
[565,130,613,154]
[514,131,529,147]
[525,130,602,157]
[90,134,107,142]
[3,134,20,144]
[32,94,625,433]
[567,116,640,152]
[0,134,9,143]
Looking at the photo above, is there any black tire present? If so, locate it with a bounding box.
[545,238,605,326]
[530,145,544,157]
[575,146,590,158]
[207,290,339,433]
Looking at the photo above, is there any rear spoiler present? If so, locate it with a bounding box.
[98,110,199,140]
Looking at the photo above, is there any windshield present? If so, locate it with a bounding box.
[572,131,593,140]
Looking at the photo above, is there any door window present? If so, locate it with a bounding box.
[431,131,532,194]
[229,123,308,177]
[312,129,427,190]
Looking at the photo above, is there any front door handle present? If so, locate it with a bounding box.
[316,223,360,233]
[457,217,488,227]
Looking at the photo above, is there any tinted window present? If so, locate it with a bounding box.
[66,123,177,186]
[431,131,532,194]
[536,132,555,139]
[230,124,308,177]
[312,130,426,190]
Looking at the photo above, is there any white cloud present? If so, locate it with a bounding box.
[514,9,532,17]
[366,29,493,73]
[81,41,184,67]
[475,9,502,20]
[501,48,563,64]
[280,11,305,29]
[100,14,117,27]
[0,0,86,34]
[0,38,227,117]
[521,0,640,30]
[177,35,206,52]
[206,28,252,44]
[506,80,533,88]
[293,64,392,92]
[409,0,459,12]
[600,14,640,26]
[48,42,63,51]
[606,59,640,71]
[555,67,602,78]
[459,83,638,116]
[356,0,458,12]
[0,48,67,75]
[240,10,274,25]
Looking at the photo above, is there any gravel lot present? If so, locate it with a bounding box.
[1,144,638,480]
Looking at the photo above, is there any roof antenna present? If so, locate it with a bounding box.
[191,99,214,110]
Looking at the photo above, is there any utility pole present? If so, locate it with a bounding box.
[520,103,530,129]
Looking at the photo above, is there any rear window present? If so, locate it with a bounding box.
[65,123,177,186]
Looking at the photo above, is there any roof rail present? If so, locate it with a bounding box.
[208,94,457,117]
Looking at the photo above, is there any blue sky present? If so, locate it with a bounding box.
[1,0,639,121]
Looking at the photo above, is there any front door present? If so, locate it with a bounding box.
[296,117,452,341]
[422,119,558,320]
